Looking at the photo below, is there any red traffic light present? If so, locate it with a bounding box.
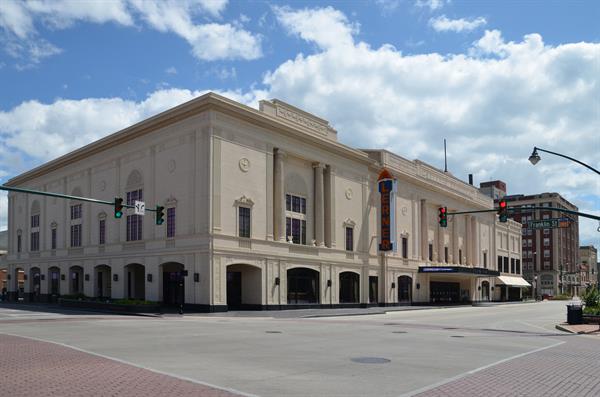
[499,201,507,208]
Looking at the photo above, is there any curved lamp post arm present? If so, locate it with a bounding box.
[529,146,600,176]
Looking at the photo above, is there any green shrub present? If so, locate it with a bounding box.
[112,299,157,306]
[583,305,600,316]
[581,287,600,307]
[60,293,87,300]
[552,293,572,300]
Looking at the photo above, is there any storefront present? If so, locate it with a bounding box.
[495,275,530,301]
[419,266,500,304]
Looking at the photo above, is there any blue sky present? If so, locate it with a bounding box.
[0,0,599,245]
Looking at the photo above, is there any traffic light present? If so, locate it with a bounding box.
[155,205,165,225]
[498,200,508,222]
[438,206,447,227]
[114,197,123,218]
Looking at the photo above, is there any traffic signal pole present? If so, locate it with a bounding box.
[446,206,600,221]
[0,185,159,213]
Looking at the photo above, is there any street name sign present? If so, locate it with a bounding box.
[134,200,145,215]
[526,218,570,230]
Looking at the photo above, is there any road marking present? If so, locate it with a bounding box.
[0,332,259,397]
[398,339,565,397]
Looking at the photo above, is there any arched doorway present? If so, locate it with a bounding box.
[94,265,111,298]
[29,267,41,302]
[398,275,412,303]
[226,264,262,310]
[69,266,84,295]
[125,264,145,300]
[482,281,490,301]
[287,268,319,304]
[339,272,360,304]
[48,266,61,302]
[160,262,184,305]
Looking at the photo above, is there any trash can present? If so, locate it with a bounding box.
[567,304,583,325]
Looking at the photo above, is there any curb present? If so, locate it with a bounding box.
[555,324,576,334]
[555,323,600,335]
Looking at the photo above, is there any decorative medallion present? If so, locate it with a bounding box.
[168,159,176,173]
[345,188,353,200]
[239,158,250,172]
[401,206,408,216]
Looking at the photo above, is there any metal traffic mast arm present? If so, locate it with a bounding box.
[529,146,600,176]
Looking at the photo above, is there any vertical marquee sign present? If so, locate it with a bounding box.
[378,169,397,251]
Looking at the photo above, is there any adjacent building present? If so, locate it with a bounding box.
[579,245,598,290]
[480,181,579,297]
[0,93,525,310]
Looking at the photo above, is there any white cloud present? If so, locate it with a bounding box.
[165,66,177,75]
[429,15,487,33]
[0,0,261,64]
[415,0,449,11]
[273,6,358,50]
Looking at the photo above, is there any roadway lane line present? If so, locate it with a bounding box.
[0,331,259,397]
[398,339,565,397]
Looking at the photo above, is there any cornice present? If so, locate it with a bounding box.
[7,92,375,187]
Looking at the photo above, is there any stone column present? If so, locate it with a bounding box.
[313,163,325,247]
[420,199,428,261]
[273,149,286,242]
[465,215,471,265]
[452,210,458,264]
[324,165,335,248]
[472,216,479,266]
[438,214,445,263]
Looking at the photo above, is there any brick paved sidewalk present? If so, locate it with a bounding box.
[413,336,600,397]
[556,323,600,335]
[0,334,243,397]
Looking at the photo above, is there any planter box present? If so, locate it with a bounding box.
[583,314,600,323]
[59,299,161,314]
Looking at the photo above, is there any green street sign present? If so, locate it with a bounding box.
[526,218,570,230]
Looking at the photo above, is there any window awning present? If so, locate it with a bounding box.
[496,276,531,287]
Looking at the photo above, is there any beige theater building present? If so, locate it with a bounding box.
[0,93,525,310]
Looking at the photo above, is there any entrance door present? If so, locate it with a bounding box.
[398,276,412,303]
[163,271,184,305]
[227,271,242,308]
[430,281,460,303]
[369,276,378,304]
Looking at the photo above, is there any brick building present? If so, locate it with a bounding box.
[480,182,579,297]
[579,245,598,290]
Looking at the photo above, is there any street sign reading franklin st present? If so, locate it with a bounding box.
[526,217,570,230]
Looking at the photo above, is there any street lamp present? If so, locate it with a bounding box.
[534,275,538,301]
[528,146,600,176]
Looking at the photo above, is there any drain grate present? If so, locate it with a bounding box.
[351,357,391,364]
[265,331,282,334]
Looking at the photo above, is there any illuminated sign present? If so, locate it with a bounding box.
[378,169,396,251]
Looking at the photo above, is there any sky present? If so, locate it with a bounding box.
[0,0,599,246]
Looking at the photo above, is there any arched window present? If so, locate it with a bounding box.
[50,221,58,250]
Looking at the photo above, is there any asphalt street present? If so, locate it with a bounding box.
[0,301,597,397]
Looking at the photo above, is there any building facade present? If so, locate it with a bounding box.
[579,245,598,290]
[1,93,525,310]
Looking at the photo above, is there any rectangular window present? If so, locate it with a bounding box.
[292,196,301,213]
[70,204,82,220]
[286,194,291,211]
[126,189,143,241]
[543,228,550,235]
[503,257,509,273]
[30,231,39,251]
[238,207,250,238]
[498,256,502,271]
[444,247,449,263]
[345,227,353,251]
[459,249,462,264]
[99,219,106,245]
[31,214,39,228]
[300,198,306,214]
[301,220,306,245]
[516,259,521,274]
[167,207,176,238]
[286,217,291,241]
[402,237,408,259]
[428,244,433,261]
[291,218,301,244]
[543,238,550,246]
[511,258,515,273]
[51,228,57,250]
[70,224,82,247]
[543,249,550,258]
[17,235,21,253]
[483,252,487,268]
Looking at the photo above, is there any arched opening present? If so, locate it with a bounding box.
[94,265,111,298]
[14,267,25,301]
[125,264,145,300]
[48,266,61,301]
[69,266,84,295]
[29,267,41,302]
[398,275,412,303]
[339,271,360,304]
[287,268,319,304]
[482,281,490,301]
[160,262,184,305]
[226,264,262,310]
